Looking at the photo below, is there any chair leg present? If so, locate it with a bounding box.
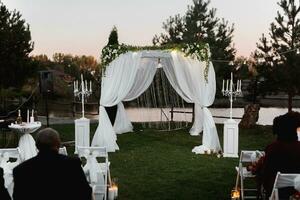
[241,177,244,200]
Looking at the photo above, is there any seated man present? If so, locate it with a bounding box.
[13,128,92,200]
[0,167,11,200]
[261,112,300,199]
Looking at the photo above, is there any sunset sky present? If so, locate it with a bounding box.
[1,0,278,59]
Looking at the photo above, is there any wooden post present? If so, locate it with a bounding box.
[192,104,195,124]
[72,101,76,117]
[171,106,174,122]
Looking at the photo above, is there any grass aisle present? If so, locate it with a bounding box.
[1,123,274,199]
[107,124,274,200]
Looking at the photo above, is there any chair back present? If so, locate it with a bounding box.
[236,150,264,200]
[269,172,300,200]
[239,150,264,163]
[59,146,68,156]
[0,148,20,164]
[77,146,108,200]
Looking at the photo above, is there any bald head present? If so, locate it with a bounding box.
[36,128,61,152]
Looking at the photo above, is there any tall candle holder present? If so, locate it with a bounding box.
[222,72,242,119]
[74,74,92,118]
[222,72,242,158]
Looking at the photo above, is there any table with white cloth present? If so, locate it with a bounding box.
[8,122,41,161]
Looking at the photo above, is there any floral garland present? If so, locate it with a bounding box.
[101,44,128,69]
[181,43,211,83]
[101,43,211,82]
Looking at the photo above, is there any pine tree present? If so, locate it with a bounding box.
[107,26,119,46]
[153,0,235,91]
[0,1,33,89]
[255,0,300,111]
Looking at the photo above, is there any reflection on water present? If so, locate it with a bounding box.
[45,107,297,126]
[125,107,296,126]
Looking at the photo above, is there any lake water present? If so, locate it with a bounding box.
[125,107,299,126]
[43,107,298,126]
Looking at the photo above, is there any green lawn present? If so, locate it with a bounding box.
[1,123,275,200]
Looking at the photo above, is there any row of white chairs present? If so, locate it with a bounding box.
[270,172,300,200]
[0,146,68,197]
[0,146,68,161]
[235,150,300,200]
[77,146,110,200]
[0,146,110,200]
[235,150,265,200]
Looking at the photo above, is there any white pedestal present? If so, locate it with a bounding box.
[223,119,239,158]
[75,117,90,154]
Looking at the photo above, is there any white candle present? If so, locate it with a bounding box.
[226,80,229,91]
[222,80,224,91]
[108,187,115,200]
[27,109,29,123]
[236,80,239,92]
[85,80,88,92]
[30,109,34,123]
[239,80,242,91]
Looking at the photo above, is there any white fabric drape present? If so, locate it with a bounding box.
[92,52,142,151]
[92,50,221,154]
[163,51,221,153]
[114,103,133,134]
[113,58,158,134]
[92,52,157,151]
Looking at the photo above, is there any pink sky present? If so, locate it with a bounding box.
[2,0,278,59]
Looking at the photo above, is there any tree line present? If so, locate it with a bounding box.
[1,0,300,111]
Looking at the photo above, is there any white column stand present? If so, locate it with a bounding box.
[74,117,90,154]
[223,119,239,158]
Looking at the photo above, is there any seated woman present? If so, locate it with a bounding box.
[259,112,300,199]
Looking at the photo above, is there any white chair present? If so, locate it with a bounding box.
[77,146,110,200]
[235,150,265,200]
[59,146,68,155]
[0,148,21,197]
[269,172,300,200]
[0,147,21,168]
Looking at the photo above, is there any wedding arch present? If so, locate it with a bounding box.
[92,47,222,154]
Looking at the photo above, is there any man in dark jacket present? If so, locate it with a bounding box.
[0,167,11,200]
[12,128,92,200]
[262,112,300,199]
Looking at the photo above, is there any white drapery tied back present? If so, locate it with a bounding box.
[295,175,300,192]
[92,50,221,154]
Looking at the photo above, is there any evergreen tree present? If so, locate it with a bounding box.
[255,0,300,111]
[107,26,119,46]
[0,1,34,89]
[153,0,235,83]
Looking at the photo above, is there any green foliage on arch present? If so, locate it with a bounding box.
[101,42,211,82]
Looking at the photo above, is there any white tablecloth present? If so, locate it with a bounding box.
[8,122,41,161]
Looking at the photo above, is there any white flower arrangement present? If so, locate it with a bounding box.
[181,43,211,83]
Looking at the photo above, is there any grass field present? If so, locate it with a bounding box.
[1,123,275,200]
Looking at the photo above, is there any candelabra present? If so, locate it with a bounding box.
[74,74,92,118]
[222,72,242,120]
[222,72,242,158]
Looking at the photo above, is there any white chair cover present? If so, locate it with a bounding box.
[59,146,68,156]
[0,148,21,197]
[270,172,300,200]
[78,146,109,200]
